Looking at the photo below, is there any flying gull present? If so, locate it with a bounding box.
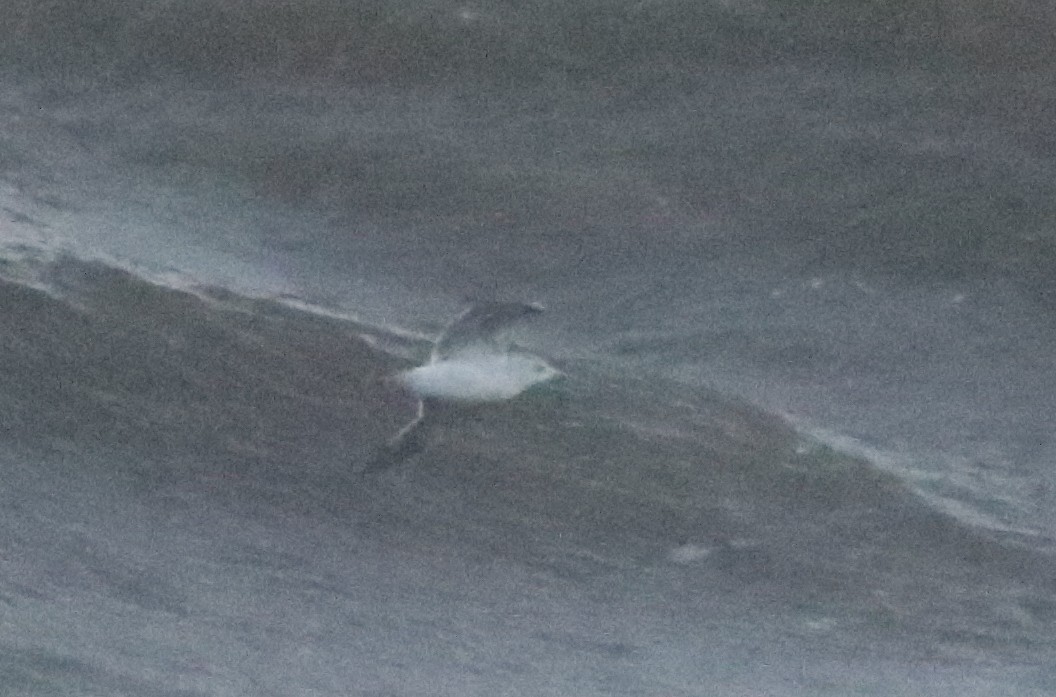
[365,301,561,472]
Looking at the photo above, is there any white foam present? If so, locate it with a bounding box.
[668,543,713,564]
[793,420,1050,545]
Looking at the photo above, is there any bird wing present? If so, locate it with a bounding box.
[363,399,430,473]
[431,301,544,362]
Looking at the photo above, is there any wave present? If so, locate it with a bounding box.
[1,251,1054,692]
[2,254,1053,564]
[798,423,1055,550]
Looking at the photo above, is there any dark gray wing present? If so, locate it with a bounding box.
[363,400,431,473]
[431,301,544,361]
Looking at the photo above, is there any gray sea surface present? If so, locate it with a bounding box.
[1,1,1055,694]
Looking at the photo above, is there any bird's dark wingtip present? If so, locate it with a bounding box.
[360,400,429,474]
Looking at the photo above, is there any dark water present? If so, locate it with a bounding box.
[2,1,1056,694]
[2,255,1054,695]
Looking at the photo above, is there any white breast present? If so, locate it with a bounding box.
[397,354,556,402]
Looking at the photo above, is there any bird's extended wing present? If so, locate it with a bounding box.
[431,301,544,362]
[363,399,430,473]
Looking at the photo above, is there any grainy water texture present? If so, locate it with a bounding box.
[1,1,1055,695]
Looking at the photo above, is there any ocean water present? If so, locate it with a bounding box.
[2,2,1056,695]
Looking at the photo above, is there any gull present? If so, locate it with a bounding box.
[365,301,561,471]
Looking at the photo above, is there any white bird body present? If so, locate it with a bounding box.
[397,353,559,402]
[366,301,559,472]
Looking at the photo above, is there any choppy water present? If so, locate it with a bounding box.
[2,2,1056,695]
